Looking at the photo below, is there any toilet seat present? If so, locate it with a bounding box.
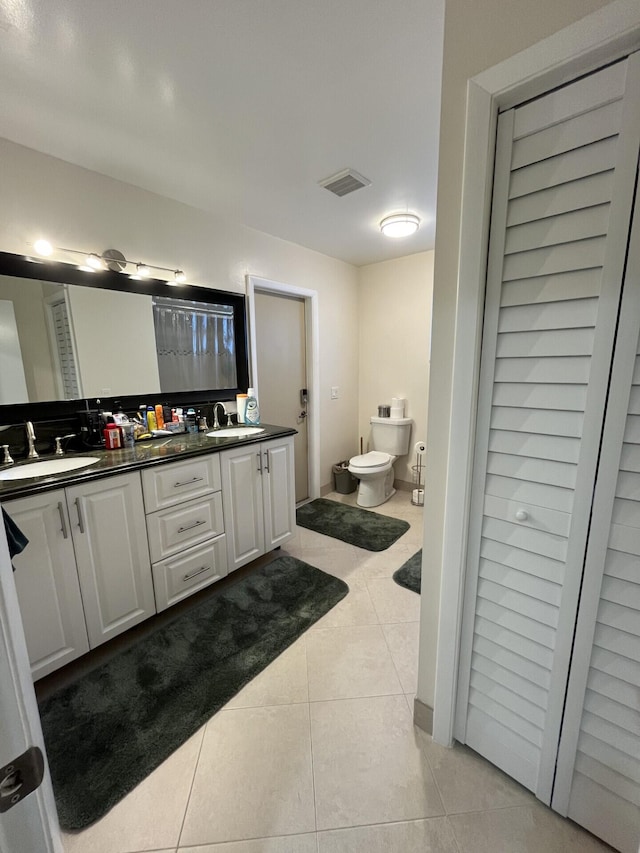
[348,450,393,474]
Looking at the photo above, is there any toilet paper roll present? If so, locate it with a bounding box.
[414,440,426,455]
[390,406,404,419]
[412,488,425,505]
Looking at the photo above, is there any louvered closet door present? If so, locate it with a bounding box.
[551,175,640,853]
[455,53,640,804]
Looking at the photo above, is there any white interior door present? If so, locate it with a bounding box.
[551,172,640,853]
[0,526,62,852]
[254,290,309,503]
[456,53,640,806]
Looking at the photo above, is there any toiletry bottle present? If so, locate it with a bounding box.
[186,407,197,433]
[146,406,157,431]
[138,404,148,430]
[154,404,165,429]
[245,388,260,425]
[104,423,122,450]
[236,393,248,424]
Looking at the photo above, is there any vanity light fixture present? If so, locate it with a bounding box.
[379,213,420,238]
[32,239,187,283]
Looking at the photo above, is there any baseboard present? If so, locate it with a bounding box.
[413,697,433,734]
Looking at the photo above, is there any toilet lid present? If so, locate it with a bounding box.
[350,451,391,468]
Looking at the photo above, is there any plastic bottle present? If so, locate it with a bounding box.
[146,406,157,431]
[186,407,197,434]
[138,404,148,430]
[236,393,248,424]
[245,388,260,425]
[154,404,165,429]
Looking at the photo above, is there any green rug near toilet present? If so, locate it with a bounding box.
[296,498,409,551]
[393,549,422,594]
[38,556,348,830]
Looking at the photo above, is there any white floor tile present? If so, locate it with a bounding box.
[310,580,379,628]
[381,621,420,693]
[449,802,614,853]
[179,834,318,853]
[317,817,459,853]
[179,704,315,846]
[62,728,205,853]
[310,694,444,830]
[306,624,402,700]
[366,577,421,623]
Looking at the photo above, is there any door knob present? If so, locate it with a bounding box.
[515,509,528,521]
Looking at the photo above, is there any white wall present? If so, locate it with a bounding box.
[0,138,359,489]
[417,0,618,711]
[357,252,433,486]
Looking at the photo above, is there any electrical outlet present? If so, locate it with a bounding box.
[331,386,339,399]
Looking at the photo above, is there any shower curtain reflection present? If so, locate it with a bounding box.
[153,297,238,392]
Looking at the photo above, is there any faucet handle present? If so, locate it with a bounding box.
[2,445,13,465]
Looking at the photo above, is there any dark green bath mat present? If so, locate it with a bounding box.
[296,498,409,551]
[393,549,422,594]
[38,556,348,830]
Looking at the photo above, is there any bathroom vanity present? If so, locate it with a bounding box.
[2,426,296,680]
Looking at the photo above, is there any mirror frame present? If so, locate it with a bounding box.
[0,250,249,423]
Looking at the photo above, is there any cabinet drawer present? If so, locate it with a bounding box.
[146,492,224,562]
[142,454,221,512]
[152,535,227,612]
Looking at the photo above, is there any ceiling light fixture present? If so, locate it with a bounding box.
[380,213,420,238]
[31,240,186,283]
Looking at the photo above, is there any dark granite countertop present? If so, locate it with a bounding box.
[0,423,296,501]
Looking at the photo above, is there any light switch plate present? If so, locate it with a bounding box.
[330,386,339,399]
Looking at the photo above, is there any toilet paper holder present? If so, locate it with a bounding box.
[411,440,426,506]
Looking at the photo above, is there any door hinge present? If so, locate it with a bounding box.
[0,746,45,812]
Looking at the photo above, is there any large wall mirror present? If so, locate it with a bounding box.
[0,251,249,413]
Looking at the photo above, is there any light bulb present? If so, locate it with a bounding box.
[174,269,186,284]
[137,263,151,277]
[86,253,104,270]
[34,239,53,256]
[380,213,420,238]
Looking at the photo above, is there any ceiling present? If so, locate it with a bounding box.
[0,0,444,267]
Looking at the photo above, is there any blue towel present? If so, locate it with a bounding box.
[2,508,28,571]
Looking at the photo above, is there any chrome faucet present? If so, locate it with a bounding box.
[26,422,39,458]
[212,402,226,430]
[54,434,77,455]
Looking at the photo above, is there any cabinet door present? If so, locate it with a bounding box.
[220,444,265,571]
[66,472,155,647]
[262,437,296,551]
[5,490,89,679]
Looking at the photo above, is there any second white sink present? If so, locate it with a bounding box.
[207,427,265,438]
[0,457,101,481]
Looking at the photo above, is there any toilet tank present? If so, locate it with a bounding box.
[370,416,412,455]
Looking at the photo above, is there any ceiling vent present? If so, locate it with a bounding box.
[319,169,371,197]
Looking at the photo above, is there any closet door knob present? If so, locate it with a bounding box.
[515,509,528,522]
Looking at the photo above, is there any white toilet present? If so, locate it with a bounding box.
[348,416,412,507]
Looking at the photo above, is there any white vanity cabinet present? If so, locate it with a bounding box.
[66,472,155,648]
[6,490,89,680]
[5,470,154,675]
[221,436,295,571]
[142,454,228,611]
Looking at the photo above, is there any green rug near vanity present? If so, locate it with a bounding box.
[393,549,422,594]
[296,498,409,551]
[38,556,348,830]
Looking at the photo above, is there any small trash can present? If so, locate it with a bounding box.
[333,461,357,494]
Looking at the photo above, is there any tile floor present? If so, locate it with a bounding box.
[59,490,613,853]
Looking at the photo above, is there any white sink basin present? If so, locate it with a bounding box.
[207,427,265,438]
[0,457,101,481]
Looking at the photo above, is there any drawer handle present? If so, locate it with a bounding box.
[183,565,211,582]
[57,501,69,540]
[257,452,262,474]
[264,449,270,473]
[174,476,204,488]
[177,519,207,534]
[515,509,529,522]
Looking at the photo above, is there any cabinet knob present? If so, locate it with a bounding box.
[515,509,528,522]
